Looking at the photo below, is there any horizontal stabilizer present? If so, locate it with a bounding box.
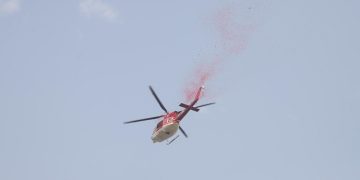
[179,103,200,112]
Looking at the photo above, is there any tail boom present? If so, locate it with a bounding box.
[176,86,204,122]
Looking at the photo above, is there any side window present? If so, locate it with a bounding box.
[156,121,162,129]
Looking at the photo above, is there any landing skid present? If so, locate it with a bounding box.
[166,135,180,145]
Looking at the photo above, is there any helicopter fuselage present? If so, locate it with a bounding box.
[151,112,179,143]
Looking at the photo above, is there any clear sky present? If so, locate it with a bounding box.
[1,0,359,180]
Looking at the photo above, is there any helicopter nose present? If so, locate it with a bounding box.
[151,136,157,143]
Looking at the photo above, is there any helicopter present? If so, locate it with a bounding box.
[124,86,215,144]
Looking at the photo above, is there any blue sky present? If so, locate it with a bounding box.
[1,0,359,180]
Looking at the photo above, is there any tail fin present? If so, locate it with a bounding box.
[194,86,205,101]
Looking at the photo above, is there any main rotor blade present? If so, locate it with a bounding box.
[179,126,188,138]
[194,102,216,108]
[149,86,168,113]
[124,115,164,124]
